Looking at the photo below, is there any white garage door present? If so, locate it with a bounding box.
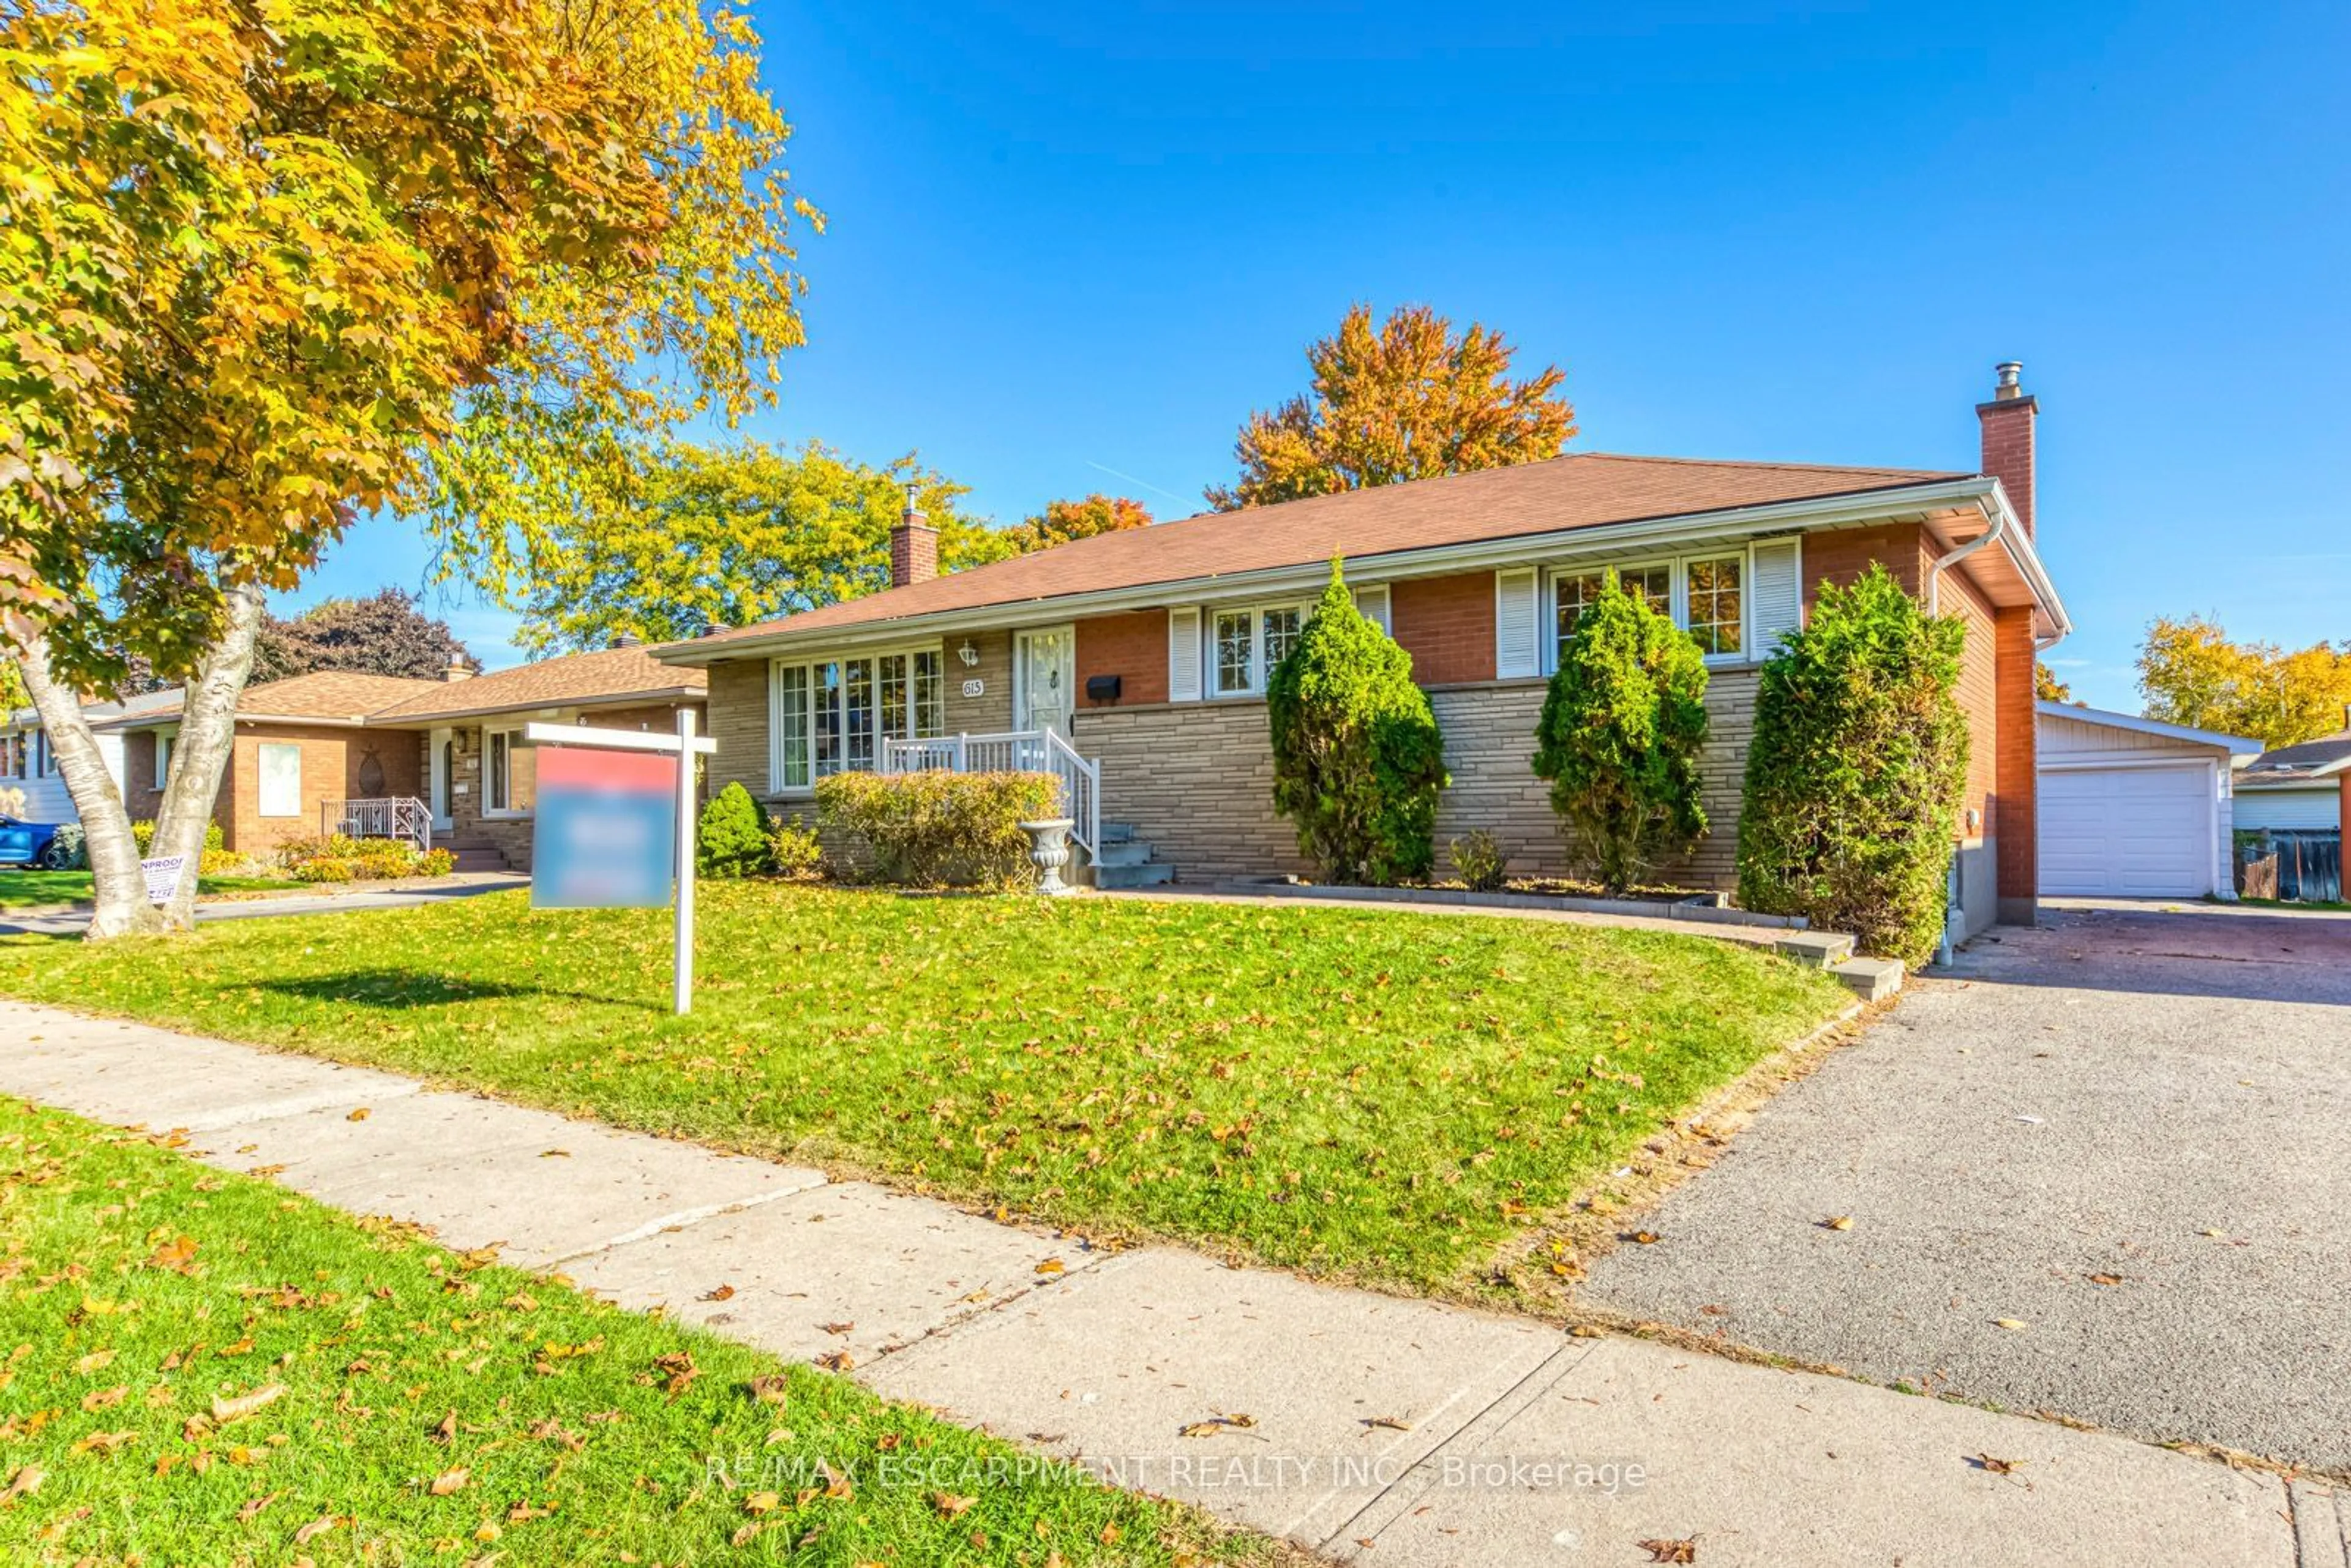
[2039,764,2213,896]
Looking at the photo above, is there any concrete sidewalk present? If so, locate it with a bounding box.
[0,871,527,937]
[0,999,2326,1566]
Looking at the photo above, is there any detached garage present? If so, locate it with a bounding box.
[2037,703,2263,899]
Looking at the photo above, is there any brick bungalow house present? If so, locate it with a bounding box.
[95,645,705,871]
[666,366,2069,934]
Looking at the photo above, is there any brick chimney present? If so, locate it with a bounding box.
[443,659,472,683]
[1977,360,2038,540]
[888,486,937,589]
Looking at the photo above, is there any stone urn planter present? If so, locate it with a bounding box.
[1016,817,1078,896]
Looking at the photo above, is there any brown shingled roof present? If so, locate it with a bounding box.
[366,643,707,724]
[98,671,441,729]
[681,451,1968,651]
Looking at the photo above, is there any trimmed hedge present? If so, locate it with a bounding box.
[1266,560,1448,885]
[814,770,1060,889]
[1736,565,1970,964]
[132,819,225,855]
[1531,570,1711,895]
[277,834,454,883]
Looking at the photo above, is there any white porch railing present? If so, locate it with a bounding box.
[324,796,432,853]
[880,729,1100,859]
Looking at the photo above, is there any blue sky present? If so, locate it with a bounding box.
[294,1,2349,710]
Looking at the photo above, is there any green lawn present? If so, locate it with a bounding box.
[0,1099,1277,1566]
[0,869,303,912]
[0,884,1848,1292]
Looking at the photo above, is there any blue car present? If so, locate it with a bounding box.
[0,816,72,869]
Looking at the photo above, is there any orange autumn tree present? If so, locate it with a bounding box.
[1207,303,1575,511]
[1004,494,1155,554]
[0,0,809,936]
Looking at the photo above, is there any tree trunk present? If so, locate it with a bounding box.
[151,582,266,931]
[4,624,162,937]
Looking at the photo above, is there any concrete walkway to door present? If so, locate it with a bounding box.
[0,994,2324,1566]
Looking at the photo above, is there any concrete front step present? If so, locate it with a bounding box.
[1098,820,1138,844]
[1775,931,1858,967]
[1094,861,1174,890]
[1832,955,1905,1001]
[448,849,509,872]
[1092,840,1157,869]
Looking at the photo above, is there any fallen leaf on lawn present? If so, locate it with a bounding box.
[211,1382,286,1424]
[1099,1523,1120,1545]
[700,1285,736,1302]
[931,1492,977,1517]
[814,1350,855,1373]
[527,1419,583,1452]
[1971,1454,2021,1476]
[294,1515,337,1545]
[746,1375,790,1406]
[1035,1258,1065,1275]
[347,1108,370,1122]
[429,1410,457,1444]
[1639,1538,1697,1564]
[237,1492,280,1523]
[1992,1318,2030,1331]
[72,1349,115,1375]
[1569,1325,1606,1338]
[819,1321,853,1336]
[653,1351,699,1397]
[145,1236,199,1271]
[731,1522,763,1547]
[80,1387,127,1412]
[743,1491,781,1516]
[0,1465,42,1507]
[1627,1230,1662,1246]
[2087,1272,2124,1287]
[428,1468,469,1496]
[1820,1215,1854,1231]
[70,1431,135,1457]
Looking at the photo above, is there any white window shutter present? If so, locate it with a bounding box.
[1494,569,1540,678]
[1750,539,1803,654]
[1352,583,1391,634]
[1168,607,1202,702]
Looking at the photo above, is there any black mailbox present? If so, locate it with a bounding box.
[1085,674,1122,703]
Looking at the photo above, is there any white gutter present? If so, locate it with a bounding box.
[659,476,2020,667]
[1923,496,2007,617]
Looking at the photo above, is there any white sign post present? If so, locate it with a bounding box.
[523,715,715,1016]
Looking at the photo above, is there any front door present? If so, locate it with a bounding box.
[429,727,455,832]
[1014,627,1075,741]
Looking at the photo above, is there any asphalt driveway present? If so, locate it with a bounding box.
[1578,901,2351,1474]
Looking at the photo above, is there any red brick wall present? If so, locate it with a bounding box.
[1076,610,1170,707]
[1993,605,2039,918]
[1944,569,2000,838]
[1803,523,1928,610]
[1392,572,1495,685]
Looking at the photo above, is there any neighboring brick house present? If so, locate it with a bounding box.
[659,366,2072,935]
[94,647,706,871]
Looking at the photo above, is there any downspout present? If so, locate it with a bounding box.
[1924,503,2011,968]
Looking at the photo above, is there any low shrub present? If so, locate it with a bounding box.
[1736,565,1970,965]
[197,848,246,876]
[277,834,444,883]
[1449,829,1509,892]
[697,782,772,879]
[767,813,823,880]
[131,820,225,856]
[47,824,88,870]
[814,770,1060,888]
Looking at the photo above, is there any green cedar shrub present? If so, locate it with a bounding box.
[1736,564,1970,964]
[814,770,1059,888]
[1531,569,1711,895]
[697,781,773,879]
[1265,559,1448,885]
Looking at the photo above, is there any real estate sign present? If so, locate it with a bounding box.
[530,745,678,910]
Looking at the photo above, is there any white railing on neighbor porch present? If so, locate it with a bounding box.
[880,729,1100,859]
[324,796,432,854]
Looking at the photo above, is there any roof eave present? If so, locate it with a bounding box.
[366,685,708,726]
[2036,700,2265,755]
[658,476,2018,666]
